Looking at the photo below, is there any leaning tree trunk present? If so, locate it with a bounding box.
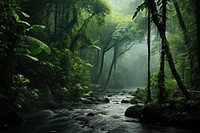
[149,0,190,99]
[96,50,106,83]
[173,0,194,87]
[105,46,117,89]
[93,50,100,83]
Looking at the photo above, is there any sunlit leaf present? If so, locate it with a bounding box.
[41,43,51,54]
[22,78,30,84]
[12,9,20,22]
[25,35,51,55]
[17,53,39,61]
[20,11,30,18]
[18,20,30,26]
[26,25,47,33]
[85,63,93,67]
[92,45,101,50]
[30,47,42,55]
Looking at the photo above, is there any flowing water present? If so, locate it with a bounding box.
[2,88,200,133]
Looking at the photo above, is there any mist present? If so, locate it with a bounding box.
[95,0,160,89]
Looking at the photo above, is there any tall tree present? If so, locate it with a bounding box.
[157,0,167,101]
[133,0,190,99]
[149,0,190,99]
[192,0,200,88]
[173,0,194,87]
[147,3,151,101]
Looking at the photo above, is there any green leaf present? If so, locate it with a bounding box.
[18,20,30,26]
[15,53,39,61]
[21,54,39,61]
[25,35,51,55]
[30,47,42,55]
[26,25,47,33]
[41,43,51,54]
[12,9,20,22]
[92,45,101,51]
[85,63,93,67]
[22,79,30,84]
[20,11,30,18]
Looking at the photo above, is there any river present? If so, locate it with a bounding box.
[2,88,200,133]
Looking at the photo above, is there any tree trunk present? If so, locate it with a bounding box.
[147,6,151,102]
[93,50,100,83]
[96,50,106,83]
[164,38,190,99]
[173,0,194,86]
[196,0,200,75]
[149,0,190,99]
[105,47,117,88]
[158,0,167,101]
[54,1,58,35]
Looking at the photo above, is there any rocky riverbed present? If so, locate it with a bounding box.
[1,88,200,133]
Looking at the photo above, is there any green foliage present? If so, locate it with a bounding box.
[0,0,110,109]
[25,35,51,55]
[165,78,178,98]
[134,88,146,102]
[148,72,179,102]
[12,74,39,108]
[61,49,94,98]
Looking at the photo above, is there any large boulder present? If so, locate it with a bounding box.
[102,97,110,103]
[121,99,130,103]
[125,105,143,118]
[80,97,94,104]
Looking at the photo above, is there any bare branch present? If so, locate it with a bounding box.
[115,42,134,58]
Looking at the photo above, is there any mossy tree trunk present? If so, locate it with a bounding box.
[173,0,194,87]
[149,0,190,99]
[157,0,167,101]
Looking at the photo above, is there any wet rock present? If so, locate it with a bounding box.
[112,115,121,119]
[80,98,94,104]
[119,93,125,95]
[102,98,110,103]
[86,112,95,116]
[107,94,113,97]
[126,96,132,98]
[87,97,96,102]
[140,103,164,124]
[130,97,140,104]
[125,105,143,118]
[121,99,130,103]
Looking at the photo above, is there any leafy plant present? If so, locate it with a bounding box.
[12,74,39,108]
